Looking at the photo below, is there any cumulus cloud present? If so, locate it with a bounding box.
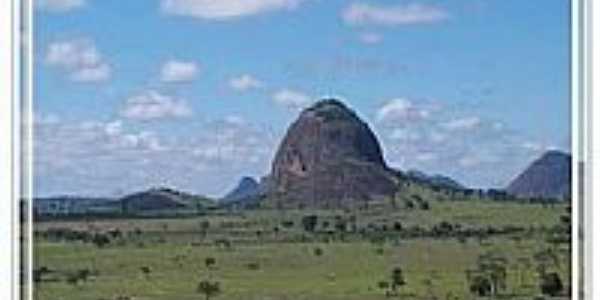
[45,39,111,82]
[376,98,430,124]
[161,60,199,83]
[161,0,303,20]
[36,0,85,13]
[121,90,193,121]
[272,89,312,110]
[229,74,264,92]
[372,97,554,189]
[441,116,482,131]
[33,114,277,197]
[343,3,449,26]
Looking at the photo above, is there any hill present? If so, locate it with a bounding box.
[267,99,400,208]
[506,150,571,200]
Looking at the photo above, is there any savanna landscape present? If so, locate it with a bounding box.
[31,1,573,300]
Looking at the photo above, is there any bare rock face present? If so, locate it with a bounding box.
[268,99,399,208]
[506,150,571,200]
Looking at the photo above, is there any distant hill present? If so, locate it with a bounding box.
[221,177,262,203]
[506,150,571,200]
[33,196,117,216]
[405,170,466,191]
[119,187,214,213]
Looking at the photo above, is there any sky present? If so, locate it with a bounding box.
[32,0,571,198]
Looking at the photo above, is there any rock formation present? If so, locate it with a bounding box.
[267,99,399,208]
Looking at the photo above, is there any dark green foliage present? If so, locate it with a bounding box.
[391,267,406,291]
[205,257,216,269]
[197,279,221,300]
[246,262,260,271]
[92,233,110,248]
[301,215,318,232]
[377,280,390,290]
[468,275,492,296]
[467,252,508,297]
[280,220,294,228]
[313,247,324,256]
[65,268,91,286]
[540,272,563,296]
[140,266,152,276]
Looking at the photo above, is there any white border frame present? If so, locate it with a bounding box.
[6,0,595,299]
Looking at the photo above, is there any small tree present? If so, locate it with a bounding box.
[313,247,324,257]
[205,257,216,269]
[471,252,508,297]
[140,266,152,278]
[468,274,492,296]
[301,215,318,232]
[197,279,221,300]
[391,267,406,294]
[540,272,563,296]
[92,233,110,248]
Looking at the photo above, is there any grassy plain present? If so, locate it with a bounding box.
[33,199,571,300]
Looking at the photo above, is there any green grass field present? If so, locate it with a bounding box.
[33,199,572,300]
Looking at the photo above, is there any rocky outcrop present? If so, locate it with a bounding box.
[221,176,263,203]
[506,150,571,200]
[267,99,399,208]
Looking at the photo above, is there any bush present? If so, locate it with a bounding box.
[205,257,216,269]
[469,275,492,296]
[377,280,390,290]
[197,279,221,300]
[302,215,318,232]
[314,247,324,256]
[540,272,563,296]
[92,233,110,248]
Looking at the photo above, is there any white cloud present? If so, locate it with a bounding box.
[358,32,383,44]
[161,0,303,20]
[376,98,430,124]
[343,3,449,26]
[161,60,199,83]
[458,155,482,168]
[36,0,85,13]
[45,39,111,82]
[389,128,420,141]
[33,114,277,197]
[229,74,264,92]
[272,89,312,109]
[441,116,482,131]
[121,90,193,121]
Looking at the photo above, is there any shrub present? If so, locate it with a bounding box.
[197,279,221,300]
[246,262,260,271]
[314,247,324,256]
[469,275,492,296]
[540,272,563,296]
[301,215,318,232]
[377,280,390,290]
[205,257,216,269]
[92,233,110,248]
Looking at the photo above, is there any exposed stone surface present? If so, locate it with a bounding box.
[506,150,571,200]
[267,99,399,208]
[221,176,262,203]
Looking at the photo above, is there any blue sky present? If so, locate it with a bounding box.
[33,0,571,197]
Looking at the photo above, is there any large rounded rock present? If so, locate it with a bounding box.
[268,99,399,208]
